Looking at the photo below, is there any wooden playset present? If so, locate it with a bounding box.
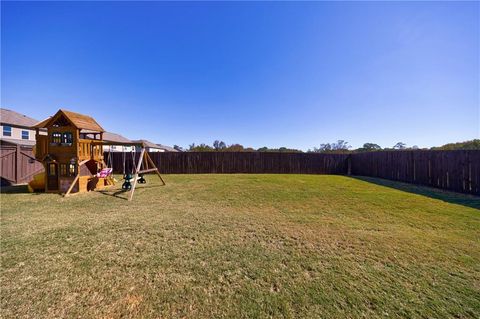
[33,109,164,200]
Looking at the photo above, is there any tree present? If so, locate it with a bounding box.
[331,140,350,151]
[189,143,214,151]
[258,146,303,153]
[312,143,332,153]
[356,143,381,152]
[312,140,350,153]
[226,144,244,152]
[431,139,480,150]
[393,142,406,150]
[173,145,183,152]
[213,140,226,151]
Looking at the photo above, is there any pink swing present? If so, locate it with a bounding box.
[96,167,113,178]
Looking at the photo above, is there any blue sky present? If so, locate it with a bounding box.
[1,1,479,150]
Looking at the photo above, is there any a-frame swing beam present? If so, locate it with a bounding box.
[128,147,165,201]
[138,168,158,174]
[144,150,166,185]
[128,148,145,201]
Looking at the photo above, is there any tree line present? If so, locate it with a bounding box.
[173,139,479,153]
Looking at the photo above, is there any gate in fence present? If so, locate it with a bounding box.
[0,142,44,186]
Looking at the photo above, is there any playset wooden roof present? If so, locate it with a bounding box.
[34,109,104,132]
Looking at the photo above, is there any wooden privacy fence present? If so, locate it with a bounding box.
[107,152,350,175]
[105,150,479,195]
[2,144,477,195]
[0,144,44,186]
[350,150,480,195]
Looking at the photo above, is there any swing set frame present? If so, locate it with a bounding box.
[64,140,165,201]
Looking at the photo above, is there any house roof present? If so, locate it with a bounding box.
[103,131,132,144]
[131,139,162,149]
[0,108,39,128]
[156,144,179,152]
[34,109,104,132]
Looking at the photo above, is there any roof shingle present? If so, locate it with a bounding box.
[0,108,39,127]
[34,109,104,132]
[103,132,132,144]
[131,139,162,149]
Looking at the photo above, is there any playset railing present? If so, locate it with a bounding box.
[78,139,103,161]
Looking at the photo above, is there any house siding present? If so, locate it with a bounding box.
[0,125,36,142]
[104,145,135,152]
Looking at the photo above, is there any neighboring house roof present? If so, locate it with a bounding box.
[156,144,179,152]
[131,139,162,149]
[0,137,36,147]
[0,108,39,127]
[103,131,132,144]
[131,140,178,151]
[34,109,104,132]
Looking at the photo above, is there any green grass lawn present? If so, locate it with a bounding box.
[1,174,479,318]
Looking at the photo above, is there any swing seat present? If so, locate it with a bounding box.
[138,174,147,184]
[96,168,113,178]
[122,173,133,190]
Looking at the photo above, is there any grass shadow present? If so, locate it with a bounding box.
[351,176,480,210]
[0,185,40,194]
[96,183,166,201]
[96,189,129,201]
